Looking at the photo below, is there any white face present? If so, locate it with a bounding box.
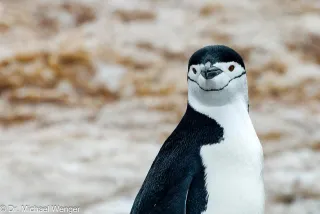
[187,61,248,106]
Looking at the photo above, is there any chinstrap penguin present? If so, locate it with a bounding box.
[130,45,265,214]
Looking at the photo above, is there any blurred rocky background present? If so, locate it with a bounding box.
[0,0,319,213]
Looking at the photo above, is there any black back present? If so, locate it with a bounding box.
[188,45,245,70]
[130,104,224,214]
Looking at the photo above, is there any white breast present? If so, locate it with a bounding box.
[190,97,265,214]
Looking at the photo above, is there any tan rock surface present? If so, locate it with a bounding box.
[0,0,319,213]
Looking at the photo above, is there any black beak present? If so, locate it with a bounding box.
[201,66,223,79]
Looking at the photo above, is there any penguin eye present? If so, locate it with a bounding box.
[192,67,197,74]
[228,65,235,72]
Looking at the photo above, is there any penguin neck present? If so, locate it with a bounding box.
[187,95,250,124]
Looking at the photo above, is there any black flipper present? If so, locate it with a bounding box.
[149,175,193,214]
[186,170,208,214]
[130,152,195,214]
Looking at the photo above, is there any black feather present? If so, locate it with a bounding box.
[188,45,245,71]
[130,104,224,214]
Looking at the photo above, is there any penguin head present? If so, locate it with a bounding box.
[187,45,248,108]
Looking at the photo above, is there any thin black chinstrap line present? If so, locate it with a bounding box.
[187,71,246,91]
